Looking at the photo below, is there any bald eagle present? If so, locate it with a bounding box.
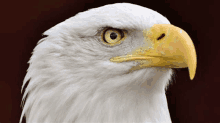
[20,3,197,123]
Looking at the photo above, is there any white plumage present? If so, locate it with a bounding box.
[21,3,197,123]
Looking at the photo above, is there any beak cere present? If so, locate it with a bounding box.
[110,24,197,80]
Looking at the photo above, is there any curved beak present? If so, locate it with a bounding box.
[110,24,197,80]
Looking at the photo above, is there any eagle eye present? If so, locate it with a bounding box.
[101,28,126,46]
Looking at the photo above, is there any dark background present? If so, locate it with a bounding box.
[1,0,219,123]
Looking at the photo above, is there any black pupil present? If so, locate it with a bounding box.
[110,32,117,40]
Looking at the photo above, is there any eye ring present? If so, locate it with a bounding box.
[101,28,127,46]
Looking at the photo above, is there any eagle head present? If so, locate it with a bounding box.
[21,3,196,123]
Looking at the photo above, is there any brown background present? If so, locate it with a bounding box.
[0,0,219,123]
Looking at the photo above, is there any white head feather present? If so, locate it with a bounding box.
[21,3,173,123]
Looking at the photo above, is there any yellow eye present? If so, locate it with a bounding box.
[101,28,126,46]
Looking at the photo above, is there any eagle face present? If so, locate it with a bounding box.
[21,3,196,123]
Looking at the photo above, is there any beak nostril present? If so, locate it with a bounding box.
[157,33,165,40]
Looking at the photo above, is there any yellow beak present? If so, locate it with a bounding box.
[110,24,197,80]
